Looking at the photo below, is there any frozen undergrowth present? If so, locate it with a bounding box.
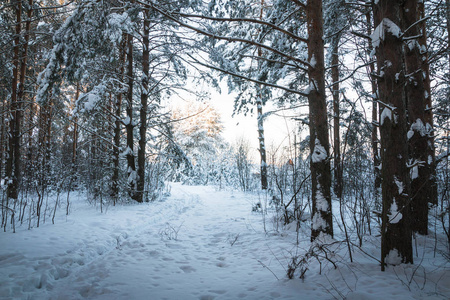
[0,183,449,300]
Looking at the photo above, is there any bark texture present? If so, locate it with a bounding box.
[373,0,413,269]
[256,88,268,190]
[125,33,138,201]
[366,11,382,201]
[137,7,150,203]
[418,1,438,206]
[257,0,268,190]
[331,37,342,199]
[306,0,333,241]
[111,35,127,202]
[6,0,23,200]
[402,0,434,235]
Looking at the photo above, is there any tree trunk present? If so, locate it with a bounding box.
[70,83,79,193]
[72,84,79,167]
[256,86,268,190]
[111,35,126,202]
[111,90,121,202]
[306,0,333,241]
[137,6,150,203]
[331,36,342,199]
[373,0,413,269]
[45,102,53,178]
[403,0,434,235]
[91,133,97,198]
[418,1,438,206]
[0,96,5,180]
[125,33,138,201]
[6,0,23,200]
[257,0,268,190]
[25,98,36,192]
[366,10,382,202]
[37,99,52,227]
[18,0,32,185]
[447,1,450,79]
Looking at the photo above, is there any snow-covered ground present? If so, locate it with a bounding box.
[1,183,449,299]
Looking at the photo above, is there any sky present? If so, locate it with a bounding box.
[211,87,295,146]
[167,81,304,163]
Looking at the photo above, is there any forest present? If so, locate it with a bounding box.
[0,0,449,299]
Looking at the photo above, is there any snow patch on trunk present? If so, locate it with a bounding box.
[310,54,317,68]
[312,212,326,230]
[315,185,329,212]
[305,78,319,95]
[380,107,392,126]
[385,249,402,265]
[311,138,327,163]
[411,165,419,180]
[388,198,402,224]
[394,177,404,194]
[409,119,427,138]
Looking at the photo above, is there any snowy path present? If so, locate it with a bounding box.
[1,184,449,300]
[0,184,302,299]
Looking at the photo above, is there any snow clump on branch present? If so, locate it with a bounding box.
[371,18,402,49]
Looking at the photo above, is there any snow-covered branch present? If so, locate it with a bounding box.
[172,13,308,44]
[187,55,308,97]
[143,1,310,67]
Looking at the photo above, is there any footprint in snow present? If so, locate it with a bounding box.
[215,262,227,268]
[179,265,196,273]
[208,290,226,295]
